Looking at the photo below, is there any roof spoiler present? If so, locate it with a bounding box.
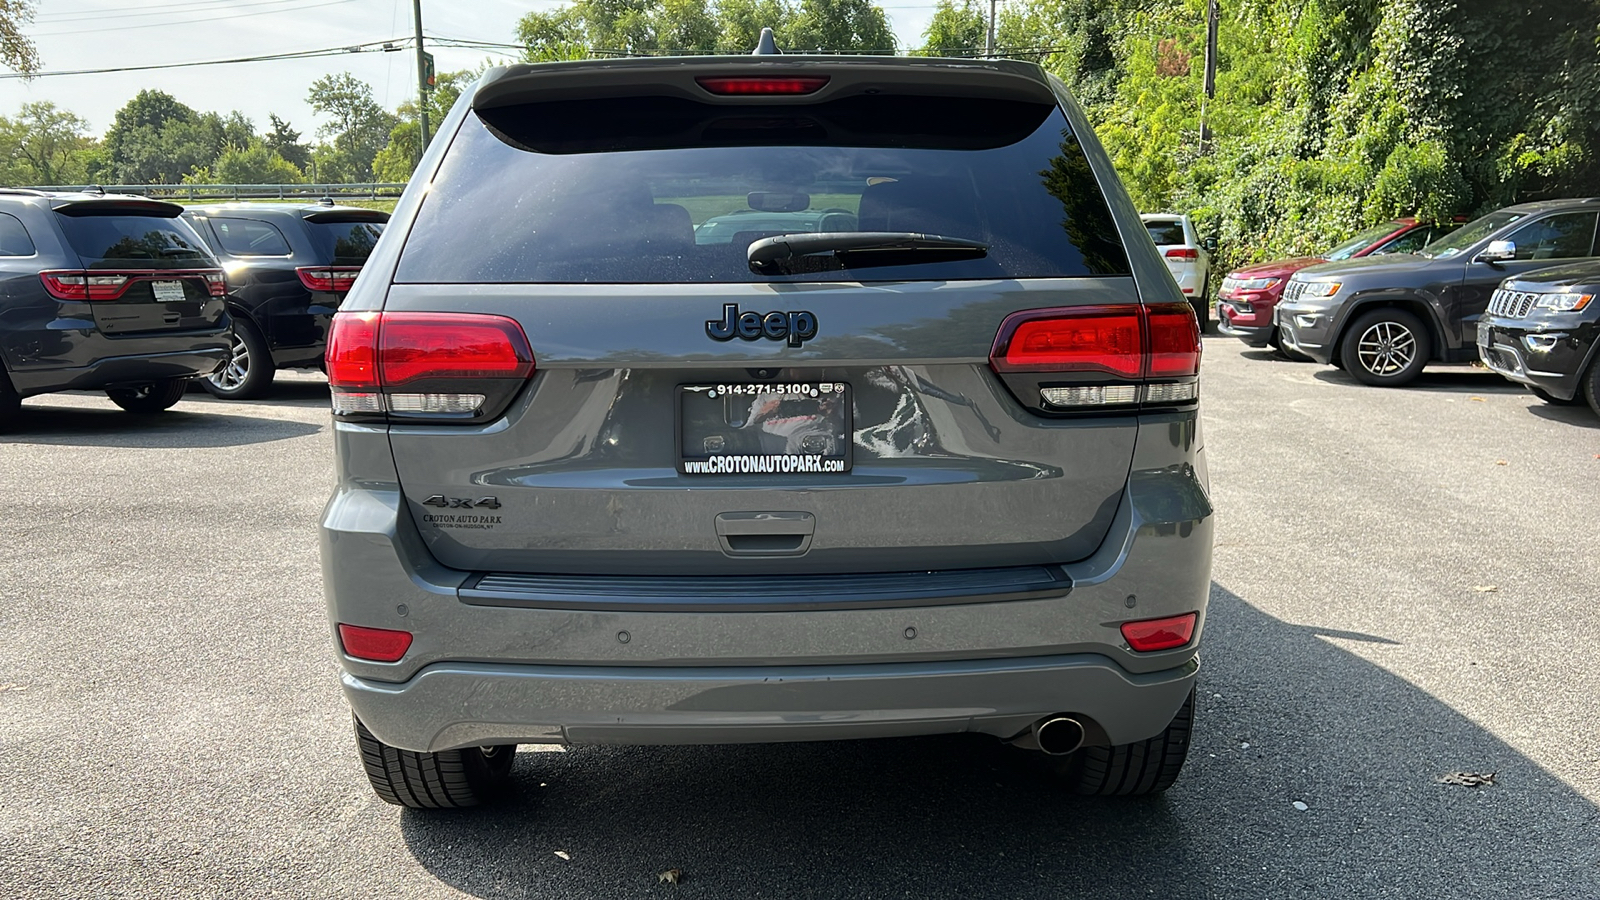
[303,209,390,224]
[52,197,184,218]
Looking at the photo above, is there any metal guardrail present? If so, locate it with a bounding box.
[18,183,409,201]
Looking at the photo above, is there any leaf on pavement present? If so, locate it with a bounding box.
[1473,585,1498,592]
[554,851,570,860]
[1495,460,1508,466]
[657,868,684,885]
[1469,396,1486,402]
[1439,771,1496,787]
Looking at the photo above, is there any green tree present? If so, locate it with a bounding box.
[0,0,38,74]
[102,90,223,184]
[211,141,304,184]
[372,70,472,182]
[307,73,399,182]
[263,114,312,171]
[1,102,93,184]
[518,7,590,60]
[919,0,985,57]
[788,0,895,52]
[714,0,798,53]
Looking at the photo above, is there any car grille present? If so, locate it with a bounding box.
[1489,288,1540,318]
[1282,279,1307,303]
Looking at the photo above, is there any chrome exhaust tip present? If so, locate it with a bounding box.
[1032,716,1086,756]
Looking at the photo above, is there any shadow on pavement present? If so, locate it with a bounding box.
[1312,367,1524,394]
[1525,402,1600,430]
[2,401,322,447]
[396,585,1600,900]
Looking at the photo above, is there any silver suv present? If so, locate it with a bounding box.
[320,54,1213,808]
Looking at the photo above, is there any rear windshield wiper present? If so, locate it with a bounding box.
[748,231,989,276]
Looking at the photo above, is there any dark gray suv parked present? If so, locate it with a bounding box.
[0,190,230,424]
[1277,198,1600,385]
[320,55,1213,808]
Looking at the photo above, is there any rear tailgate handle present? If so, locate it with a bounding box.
[716,511,814,557]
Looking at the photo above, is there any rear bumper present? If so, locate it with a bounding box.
[343,653,1199,753]
[322,413,1214,753]
[9,344,229,395]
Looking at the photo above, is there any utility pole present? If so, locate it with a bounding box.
[985,0,997,58]
[1198,0,1218,153]
[413,0,430,156]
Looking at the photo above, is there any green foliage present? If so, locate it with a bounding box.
[210,141,304,184]
[0,101,93,184]
[307,73,399,182]
[0,0,39,75]
[264,114,312,171]
[373,71,474,184]
[517,0,892,57]
[102,91,225,184]
[997,0,1600,281]
[918,0,985,57]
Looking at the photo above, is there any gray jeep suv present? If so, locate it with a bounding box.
[320,54,1213,807]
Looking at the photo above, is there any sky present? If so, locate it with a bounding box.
[0,0,942,145]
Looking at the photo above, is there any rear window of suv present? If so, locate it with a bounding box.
[396,93,1131,283]
[1144,220,1186,246]
[307,220,385,266]
[56,212,211,268]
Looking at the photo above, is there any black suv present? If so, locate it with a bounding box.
[181,202,388,399]
[1479,260,1600,417]
[1277,198,1600,386]
[0,190,230,424]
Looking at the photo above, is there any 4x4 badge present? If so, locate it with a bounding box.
[422,495,501,510]
[706,303,818,348]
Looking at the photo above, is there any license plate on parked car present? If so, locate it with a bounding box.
[678,382,851,475]
[151,280,185,303]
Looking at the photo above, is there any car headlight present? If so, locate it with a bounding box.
[1231,277,1279,291]
[1534,292,1593,311]
[1298,281,1341,298]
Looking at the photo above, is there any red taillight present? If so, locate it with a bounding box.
[41,269,226,301]
[378,312,535,385]
[696,76,830,95]
[326,311,381,389]
[992,305,1144,377]
[296,266,362,292]
[338,623,413,662]
[1146,302,1203,377]
[1164,247,1199,260]
[325,311,536,420]
[1120,613,1197,652]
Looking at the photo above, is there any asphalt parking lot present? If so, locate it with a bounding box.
[2,340,1598,899]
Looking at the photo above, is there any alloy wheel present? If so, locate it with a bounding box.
[1354,321,1416,377]
[209,331,251,391]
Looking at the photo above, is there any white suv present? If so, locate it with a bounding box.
[1142,214,1212,328]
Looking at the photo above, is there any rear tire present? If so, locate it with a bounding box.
[202,318,275,400]
[1064,687,1194,796]
[354,716,515,809]
[1339,308,1430,387]
[106,378,188,414]
[1527,385,1582,406]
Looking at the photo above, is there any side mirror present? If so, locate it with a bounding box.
[1477,240,1516,264]
[1201,236,1219,254]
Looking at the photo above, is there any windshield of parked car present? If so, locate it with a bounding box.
[396,94,1131,283]
[1419,210,1525,258]
[1324,221,1402,261]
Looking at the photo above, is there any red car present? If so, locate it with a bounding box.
[1216,218,1460,354]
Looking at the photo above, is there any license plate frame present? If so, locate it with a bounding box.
[151,280,185,303]
[677,381,852,476]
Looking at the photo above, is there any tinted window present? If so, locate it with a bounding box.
[1325,222,1401,261]
[397,94,1130,284]
[307,220,384,265]
[1423,210,1525,258]
[56,212,210,268]
[1505,212,1598,261]
[1371,227,1434,256]
[1144,220,1186,246]
[0,212,35,256]
[209,217,291,256]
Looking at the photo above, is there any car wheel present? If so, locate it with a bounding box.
[106,378,189,414]
[1527,385,1582,406]
[0,372,19,426]
[1339,308,1430,387]
[1063,687,1194,796]
[354,716,515,808]
[1190,294,1210,334]
[202,318,275,400]
[1583,357,1600,420]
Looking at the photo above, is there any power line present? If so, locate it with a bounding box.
[0,40,407,80]
[31,0,364,36]
[34,0,316,25]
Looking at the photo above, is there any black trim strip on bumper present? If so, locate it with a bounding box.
[460,565,1072,612]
